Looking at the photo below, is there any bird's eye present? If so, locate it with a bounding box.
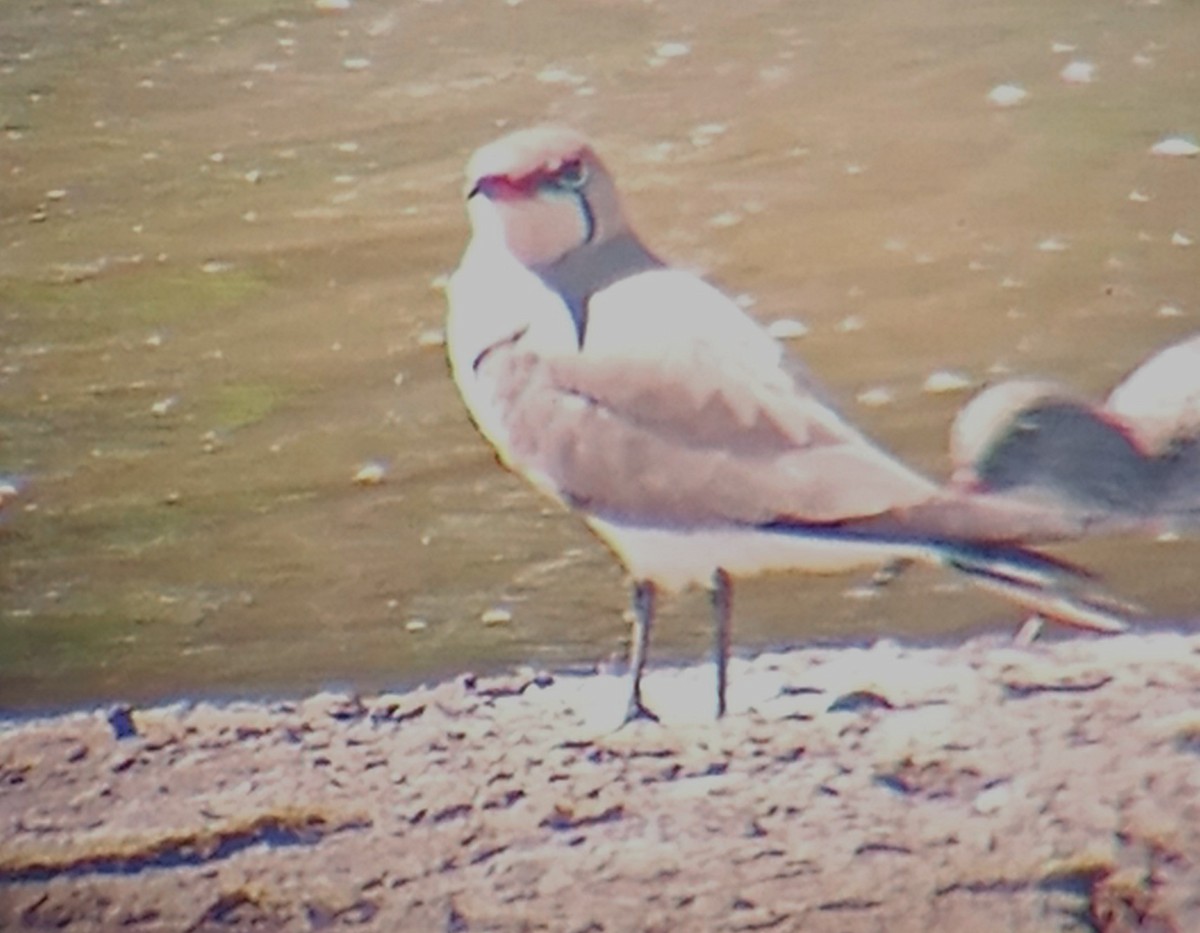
[555,159,589,190]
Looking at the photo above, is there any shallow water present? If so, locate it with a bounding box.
[2,0,1199,711]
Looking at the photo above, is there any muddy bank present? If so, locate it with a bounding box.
[3,631,1199,931]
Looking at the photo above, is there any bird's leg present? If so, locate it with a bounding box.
[711,568,732,718]
[622,579,659,724]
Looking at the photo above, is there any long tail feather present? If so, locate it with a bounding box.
[942,543,1133,634]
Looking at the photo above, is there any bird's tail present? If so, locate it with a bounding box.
[938,541,1132,634]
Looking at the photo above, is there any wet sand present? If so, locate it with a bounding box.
[3,631,1199,931]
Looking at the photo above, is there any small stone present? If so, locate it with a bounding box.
[973,781,1012,815]
[107,704,138,740]
[353,462,386,486]
[416,328,446,348]
[1171,231,1194,247]
[535,67,586,86]
[654,41,691,59]
[1037,236,1069,252]
[405,619,428,632]
[481,607,513,627]
[1150,137,1200,158]
[857,386,895,408]
[766,318,809,340]
[1059,61,1095,84]
[922,370,972,394]
[342,57,372,71]
[987,84,1028,108]
[0,482,19,510]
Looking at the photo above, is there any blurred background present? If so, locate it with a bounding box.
[2,0,1198,711]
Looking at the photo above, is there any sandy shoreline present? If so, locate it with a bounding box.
[3,631,1199,932]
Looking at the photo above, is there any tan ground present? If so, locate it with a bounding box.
[3,631,1199,932]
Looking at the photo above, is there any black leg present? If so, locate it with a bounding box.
[623,579,659,724]
[711,568,732,718]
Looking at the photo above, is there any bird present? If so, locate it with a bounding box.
[445,124,1128,725]
[947,379,1161,519]
[949,334,1200,526]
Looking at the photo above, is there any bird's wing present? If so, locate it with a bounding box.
[477,329,941,529]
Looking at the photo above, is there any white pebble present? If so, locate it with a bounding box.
[405,619,428,633]
[1037,236,1069,252]
[923,370,973,394]
[342,57,371,71]
[857,386,895,408]
[1157,304,1184,318]
[1128,190,1151,203]
[353,462,386,486]
[416,328,445,348]
[244,169,262,184]
[315,0,352,9]
[45,188,68,201]
[0,483,21,509]
[837,314,865,333]
[691,123,728,141]
[481,607,513,626]
[150,397,178,416]
[535,67,585,86]
[654,41,691,59]
[1050,41,1077,54]
[1150,137,1200,157]
[767,318,809,340]
[1059,60,1095,84]
[973,781,1012,815]
[1172,231,1194,247]
[987,84,1028,107]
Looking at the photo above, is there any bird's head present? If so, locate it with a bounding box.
[463,125,627,268]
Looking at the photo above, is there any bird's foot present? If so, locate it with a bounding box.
[619,697,660,728]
